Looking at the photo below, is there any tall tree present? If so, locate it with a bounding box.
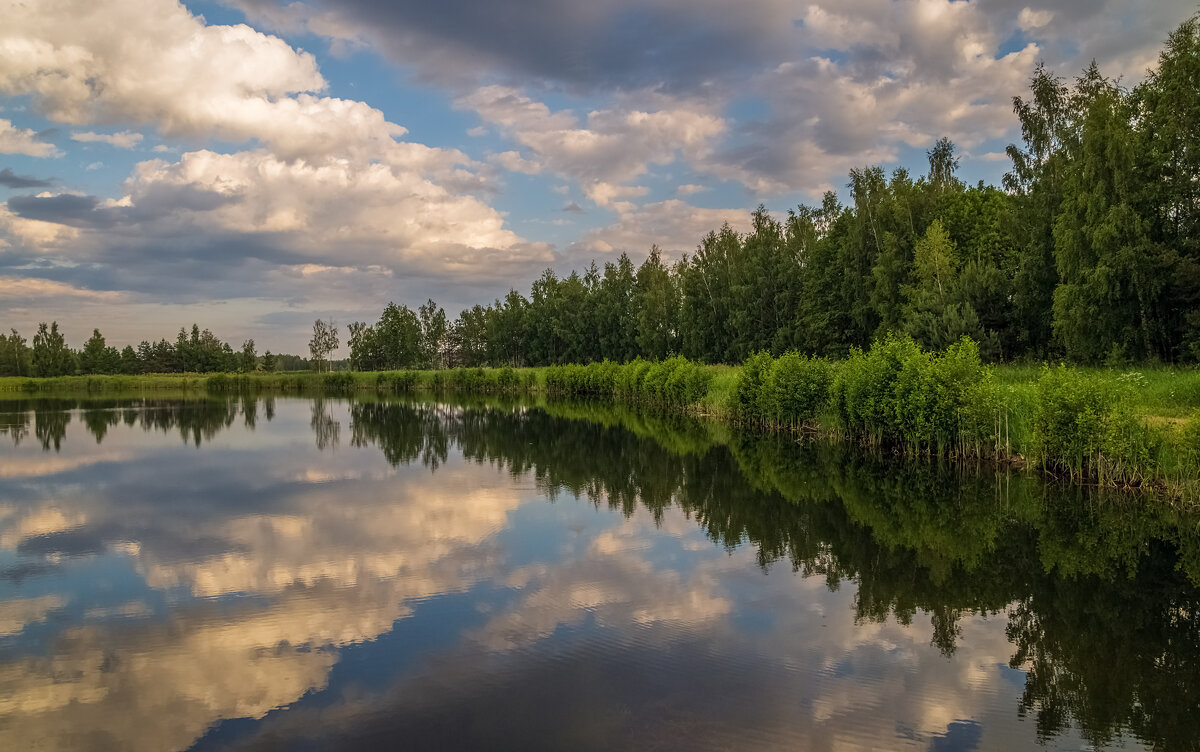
[730,207,784,358]
[119,345,140,375]
[596,254,638,361]
[309,319,340,373]
[377,303,422,369]
[0,329,30,377]
[1053,65,1170,362]
[78,329,113,374]
[417,299,448,369]
[240,339,257,373]
[31,321,74,377]
[1134,14,1200,358]
[1006,64,1070,357]
[679,224,738,362]
[634,246,679,359]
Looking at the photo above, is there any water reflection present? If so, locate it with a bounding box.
[0,395,1196,751]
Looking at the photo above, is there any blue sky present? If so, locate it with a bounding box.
[0,0,1193,353]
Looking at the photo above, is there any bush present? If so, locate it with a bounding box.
[322,372,354,392]
[615,359,653,400]
[730,351,773,424]
[769,352,833,427]
[497,366,519,392]
[824,335,1002,454]
[377,371,418,393]
[1181,411,1200,467]
[830,336,918,441]
[1031,365,1162,484]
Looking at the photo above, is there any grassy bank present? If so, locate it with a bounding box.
[4,341,1198,499]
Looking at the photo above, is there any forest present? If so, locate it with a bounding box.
[0,322,310,377]
[3,16,1199,377]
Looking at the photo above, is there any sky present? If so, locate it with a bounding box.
[0,0,1195,354]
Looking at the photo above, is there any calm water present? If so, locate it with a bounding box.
[0,395,1198,751]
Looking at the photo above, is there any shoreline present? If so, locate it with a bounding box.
[3,349,1198,503]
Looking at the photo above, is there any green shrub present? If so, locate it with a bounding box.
[615,359,652,399]
[684,366,713,405]
[497,366,518,392]
[830,335,918,441]
[1031,365,1163,484]
[769,352,833,427]
[206,373,230,393]
[322,372,354,392]
[377,371,418,393]
[1181,412,1200,467]
[731,351,773,424]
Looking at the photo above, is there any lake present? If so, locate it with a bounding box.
[0,394,1197,751]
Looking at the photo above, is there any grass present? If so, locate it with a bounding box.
[6,348,1199,500]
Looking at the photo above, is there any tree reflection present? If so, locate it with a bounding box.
[34,403,70,451]
[5,392,1200,746]
[345,396,1200,748]
[0,409,29,446]
[2,396,260,447]
[310,397,340,451]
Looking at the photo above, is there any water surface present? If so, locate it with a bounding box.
[0,395,1197,751]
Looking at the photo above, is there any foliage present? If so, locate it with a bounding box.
[31,322,75,377]
[1030,366,1164,485]
[767,351,834,427]
[309,319,340,373]
[545,356,711,408]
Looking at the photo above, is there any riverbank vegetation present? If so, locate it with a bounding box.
[4,337,1199,498]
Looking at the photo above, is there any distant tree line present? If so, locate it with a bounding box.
[348,17,1200,369]
[0,322,313,377]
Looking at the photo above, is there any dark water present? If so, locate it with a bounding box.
[1,395,1198,751]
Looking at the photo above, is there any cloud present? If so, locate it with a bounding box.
[70,130,144,149]
[0,0,553,347]
[0,168,51,189]
[459,85,724,206]
[228,0,797,93]
[688,0,1045,194]
[490,150,542,174]
[0,0,408,163]
[7,193,107,226]
[0,595,66,637]
[1,148,555,338]
[1017,7,1054,31]
[0,119,59,157]
[0,203,79,248]
[255,0,1194,201]
[570,198,753,257]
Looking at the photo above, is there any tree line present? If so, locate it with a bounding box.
[351,17,1200,369]
[0,322,311,377]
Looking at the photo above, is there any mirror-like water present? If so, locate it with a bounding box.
[0,395,1197,751]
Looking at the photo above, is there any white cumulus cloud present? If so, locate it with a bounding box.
[0,118,58,157]
[70,130,144,148]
